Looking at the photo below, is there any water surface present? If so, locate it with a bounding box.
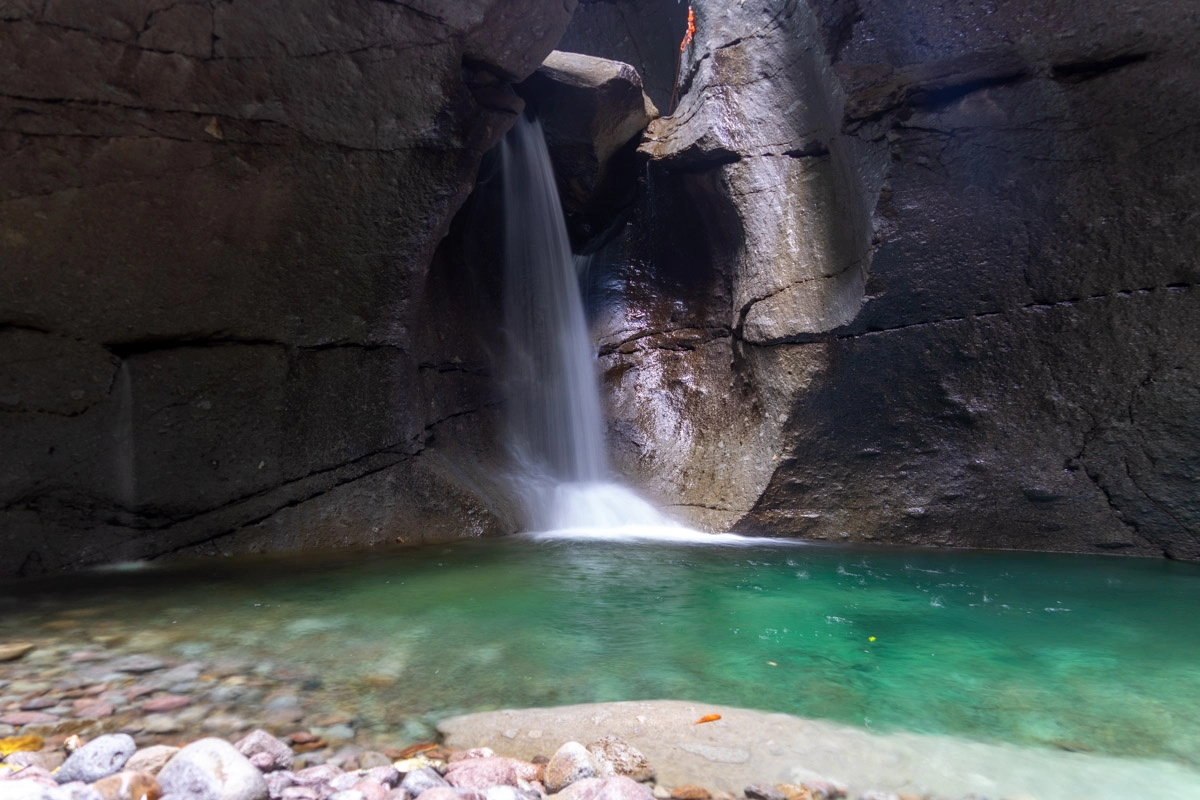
[2,537,1197,768]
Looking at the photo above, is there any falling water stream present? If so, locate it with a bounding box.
[498,115,698,537]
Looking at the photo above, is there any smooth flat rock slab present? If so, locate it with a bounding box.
[438,700,1200,800]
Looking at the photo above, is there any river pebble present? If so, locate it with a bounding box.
[124,744,180,775]
[55,734,137,784]
[90,770,161,800]
[157,737,268,800]
[142,695,191,713]
[544,742,597,793]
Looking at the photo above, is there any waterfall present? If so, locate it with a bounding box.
[499,116,681,535]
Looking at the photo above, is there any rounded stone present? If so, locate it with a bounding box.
[596,777,656,800]
[56,733,137,784]
[544,742,598,793]
[399,767,450,796]
[444,757,518,790]
[156,737,268,800]
[91,770,162,800]
[234,729,295,773]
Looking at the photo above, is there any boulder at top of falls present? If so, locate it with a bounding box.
[518,51,659,214]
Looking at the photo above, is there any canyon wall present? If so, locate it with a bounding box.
[576,0,1200,558]
[0,0,577,575]
[3,0,1197,574]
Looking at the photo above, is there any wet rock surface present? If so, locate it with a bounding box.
[577,0,1200,557]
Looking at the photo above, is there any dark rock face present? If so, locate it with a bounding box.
[557,0,689,113]
[588,0,1200,557]
[0,0,577,575]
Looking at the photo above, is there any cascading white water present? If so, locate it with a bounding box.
[500,115,703,538]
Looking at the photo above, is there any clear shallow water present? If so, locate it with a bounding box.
[3,537,1198,767]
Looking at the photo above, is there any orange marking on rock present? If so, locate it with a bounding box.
[693,714,722,724]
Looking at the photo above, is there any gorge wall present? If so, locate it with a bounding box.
[566,0,1200,559]
[2,0,1198,575]
[0,0,578,575]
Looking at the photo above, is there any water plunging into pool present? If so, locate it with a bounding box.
[499,116,723,542]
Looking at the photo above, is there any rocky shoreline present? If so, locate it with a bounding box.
[0,725,861,800]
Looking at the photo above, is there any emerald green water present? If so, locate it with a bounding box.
[4,537,1199,767]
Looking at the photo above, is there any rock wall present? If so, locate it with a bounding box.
[581,0,1200,557]
[0,0,578,575]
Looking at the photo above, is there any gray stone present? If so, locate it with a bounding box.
[111,655,168,674]
[544,743,597,793]
[293,765,343,786]
[156,737,268,800]
[743,787,784,800]
[55,734,137,784]
[399,768,450,796]
[518,51,658,215]
[358,753,393,771]
[279,789,321,800]
[264,771,297,797]
[444,758,517,790]
[234,729,295,772]
[364,768,400,789]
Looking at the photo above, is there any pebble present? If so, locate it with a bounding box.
[6,749,66,771]
[597,777,656,800]
[351,781,388,800]
[56,734,137,784]
[445,757,518,790]
[124,745,180,775]
[280,789,321,800]
[399,767,450,796]
[0,644,35,662]
[670,786,710,800]
[111,656,168,675]
[19,697,57,711]
[544,742,597,793]
[561,777,607,800]
[157,737,268,800]
[744,787,786,800]
[91,770,161,800]
[75,702,115,720]
[357,752,392,770]
[0,712,58,725]
[142,695,192,713]
[141,715,184,734]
